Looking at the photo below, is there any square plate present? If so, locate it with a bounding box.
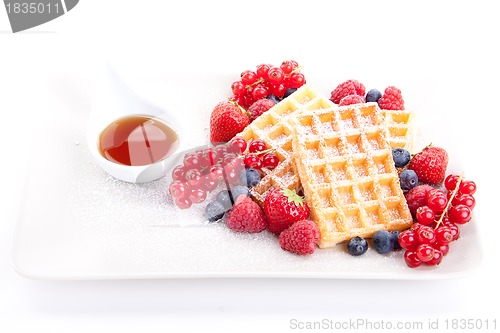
[11,68,482,280]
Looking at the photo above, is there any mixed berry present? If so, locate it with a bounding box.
[347,143,477,269]
[168,136,280,211]
[230,60,307,109]
[169,68,478,266]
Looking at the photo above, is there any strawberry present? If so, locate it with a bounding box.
[210,100,250,144]
[279,220,320,255]
[226,196,267,233]
[264,188,310,235]
[409,146,448,184]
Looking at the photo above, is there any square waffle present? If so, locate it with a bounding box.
[291,102,413,248]
[237,85,330,206]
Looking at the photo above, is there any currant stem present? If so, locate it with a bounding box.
[435,172,464,229]
[237,148,276,158]
[254,148,276,156]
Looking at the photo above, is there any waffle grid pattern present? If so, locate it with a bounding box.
[238,86,329,206]
[382,110,416,153]
[291,102,413,248]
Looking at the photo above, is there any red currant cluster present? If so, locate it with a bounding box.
[168,136,279,209]
[242,138,279,170]
[230,60,306,108]
[168,142,244,209]
[399,174,476,268]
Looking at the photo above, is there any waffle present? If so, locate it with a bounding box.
[237,85,330,205]
[291,102,413,248]
[382,109,416,153]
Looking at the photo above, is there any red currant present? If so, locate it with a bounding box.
[183,153,201,169]
[280,60,295,74]
[185,169,202,188]
[248,139,267,153]
[404,250,423,268]
[171,165,187,181]
[242,93,254,108]
[214,144,228,163]
[435,226,453,244]
[209,165,225,182]
[416,244,435,262]
[456,194,475,210]
[399,230,419,250]
[231,95,246,107]
[443,221,460,241]
[448,204,471,224]
[227,136,247,154]
[416,225,436,244]
[262,153,279,169]
[251,84,268,101]
[444,174,460,191]
[169,180,188,199]
[241,70,258,85]
[289,72,306,88]
[434,243,449,256]
[267,67,284,85]
[459,180,476,195]
[271,83,287,97]
[448,191,461,205]
[189,188,207,204]
[256,64,271,79]
[426,249,443,266]
[231,81,246,96]
[222,153,238,166]
[416,206,436,225]
[410,223,424,232]
[244,153,262,169]
[426,189,447,213]
[201,175,218,192]
[175,196,192,209]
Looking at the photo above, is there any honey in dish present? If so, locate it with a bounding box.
[99,115,179,166]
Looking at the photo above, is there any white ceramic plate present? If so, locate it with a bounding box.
[11,68,482,280]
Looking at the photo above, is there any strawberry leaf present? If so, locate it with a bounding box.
[281,188,305,206]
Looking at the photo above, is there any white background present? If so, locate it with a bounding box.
[0,1,498,332]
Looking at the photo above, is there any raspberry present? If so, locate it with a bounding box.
[247,98,276,122]
[330,80,366,104]
[339,94,365,106]
[279,220,320,255]
[404,184,436,215]
[377,86,405,110]
[226,196,267,233]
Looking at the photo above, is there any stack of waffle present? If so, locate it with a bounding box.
[237,86,414,247]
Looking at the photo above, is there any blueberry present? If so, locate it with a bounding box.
[239,167,261,187]
[231,185,250,201]
[266,94,281,104]
[392,148,411,167]
[347,236,368,256]
[372,230,393,254]
[365,89,382,103]
[390,230,402,250]
[283,88,297,99]
[216,189,233,210]
[204,201,226,222]
[399,169,418,191]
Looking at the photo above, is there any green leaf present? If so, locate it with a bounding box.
[281,188,305,206]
